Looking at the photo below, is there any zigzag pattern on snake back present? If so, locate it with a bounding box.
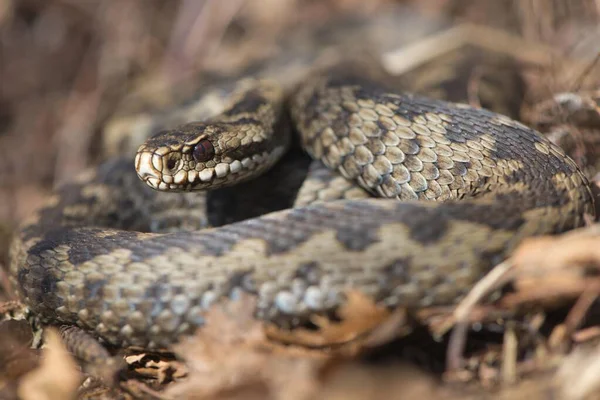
[8,63,595,348]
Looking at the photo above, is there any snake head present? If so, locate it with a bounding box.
[135,120,288,191]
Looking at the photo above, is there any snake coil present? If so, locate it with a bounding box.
[9,66,594,348]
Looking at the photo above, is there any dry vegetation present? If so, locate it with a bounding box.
[1,0,600,399]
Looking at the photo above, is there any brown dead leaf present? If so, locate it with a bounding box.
[124,353,146,365]
[18,328,82,400]
[123,350,187,385]
[166,293,327,400]
[556,343,600,400]
[157,360,188,383]
[319,362,439,400]
[509,227,600,304]
[0,319,38,381]
[520,233,597,264]
[500,278,599,308]
[266,291,394,349]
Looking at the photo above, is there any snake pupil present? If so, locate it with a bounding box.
[193,139,214,163]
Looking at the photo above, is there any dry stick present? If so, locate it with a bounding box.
[383,23,569,76]
[161,0,245,83]
[522,313,554,368]
[382,25,468,75]
[571,52,600,92]
[446,260,514,371]
[524,313,553,357]
[446,322,469,372]
[572,326,600,343]
[501,322,518,385]
[466,65,484,109]
[559,285,600,349]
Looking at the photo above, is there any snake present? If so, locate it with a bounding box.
[7,58,595,349]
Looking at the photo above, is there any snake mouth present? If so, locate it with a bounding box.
[135,146,286,191]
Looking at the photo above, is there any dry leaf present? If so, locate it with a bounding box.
[18,328,82,400]
[506,227,600,305]
[266,291,394,348]
[512,227,600,272]
[319,362,439,400]
[557,344,600,400]
[0,319,37,381]
[166,294,327,400]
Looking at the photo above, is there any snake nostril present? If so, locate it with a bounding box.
[165,153,181,171]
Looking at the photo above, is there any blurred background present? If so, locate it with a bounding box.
[0,0,599,247]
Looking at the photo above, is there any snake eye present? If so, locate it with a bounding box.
[193,139,214,163]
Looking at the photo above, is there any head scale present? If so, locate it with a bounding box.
[135,121,286,191]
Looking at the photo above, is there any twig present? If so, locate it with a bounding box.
[161,0,246,82]
[560,286,600,348]
[445,260,514,371]
[446,322,469,371]
[453,261,514,323]
[466,65,483,109]
[501,322,518,385]
[572,52,600,92]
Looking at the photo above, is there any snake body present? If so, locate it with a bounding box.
[8,64,595,348]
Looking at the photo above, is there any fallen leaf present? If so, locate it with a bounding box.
[0,319,37,381]
[266,291,394,349]
[18,328,81,400]
[166,294,327,400]
[557,343,600,400]
[506,227,600,306]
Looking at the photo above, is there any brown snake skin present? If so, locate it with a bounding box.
[8,63,595,348]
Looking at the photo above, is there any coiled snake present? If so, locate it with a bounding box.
[8,62,595,348]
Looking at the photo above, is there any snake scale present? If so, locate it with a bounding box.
[8,60,595,349]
